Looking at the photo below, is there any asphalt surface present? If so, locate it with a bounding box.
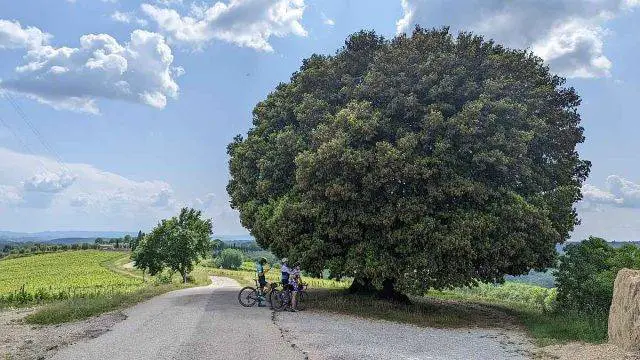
[52,277,534,360]
[51,277,302,360]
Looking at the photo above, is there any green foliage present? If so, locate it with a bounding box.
[134,208,213,282]
[130,231,144,251]
[430,282,557,312]
[555,237,640,313]
[153,271,174,285]
[227,28,590,294]
[215,248,244,269]
[132,234,164,277]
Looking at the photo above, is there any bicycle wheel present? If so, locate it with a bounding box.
[271,289,290,311]
[296,290,309,311]
[238,286,258,307]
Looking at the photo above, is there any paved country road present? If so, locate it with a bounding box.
[52,277,302,360]
[51,277,534,360]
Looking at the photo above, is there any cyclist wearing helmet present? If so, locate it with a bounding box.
[280,258,291,289]
[256,257,269,307]
[289,262,302,312]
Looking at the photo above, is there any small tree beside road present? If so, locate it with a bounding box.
[134,208,213,283]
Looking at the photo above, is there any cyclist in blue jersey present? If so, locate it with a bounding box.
[280,258,291,289]
[256,257,269,307]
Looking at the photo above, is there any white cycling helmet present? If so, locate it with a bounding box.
[281,258,288,264]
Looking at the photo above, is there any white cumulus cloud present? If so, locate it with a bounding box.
[141,0,308,51]
[396,0,638,78]
[0,185,23,205]
[0,19,51,50]
[0,28,183,113]
[580,175,640,210]
[23,172,76,193]
[111,11,149,26]
[0,146,178,227]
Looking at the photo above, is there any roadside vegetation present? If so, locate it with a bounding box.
[23,284,180,325]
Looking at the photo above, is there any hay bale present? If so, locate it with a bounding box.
[608,268,640,351]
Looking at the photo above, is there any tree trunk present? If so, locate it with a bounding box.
[379,278,411,304]
[181,269,187,283]
[348,276,375,294]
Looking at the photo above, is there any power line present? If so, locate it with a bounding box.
[2,92,71,174]
[0,113,53,173]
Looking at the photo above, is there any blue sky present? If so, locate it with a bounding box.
[0,0,639,240]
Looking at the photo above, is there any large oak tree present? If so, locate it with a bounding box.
[227,28,590,296]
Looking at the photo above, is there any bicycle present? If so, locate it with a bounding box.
[270,282,308,311]
[237,279,280,308]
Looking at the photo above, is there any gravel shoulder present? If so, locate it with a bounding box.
[275,310,535,360]
[0,307,126,360]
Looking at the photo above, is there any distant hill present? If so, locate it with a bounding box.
[557,240,639,254]
[0,231,253,244]
[45,238,98,245]
[214,235,254,243]
[0,231,137,243]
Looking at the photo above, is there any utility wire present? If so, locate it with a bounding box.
[3,92,71,174]
[0,113,53,172]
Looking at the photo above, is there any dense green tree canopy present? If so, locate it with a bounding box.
[227,28,590,295]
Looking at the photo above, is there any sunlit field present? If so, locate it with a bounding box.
[0,250,142,305]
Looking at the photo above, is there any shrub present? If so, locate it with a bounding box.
[153,271,173,285]
[215,249,243,269]
[555,237,640,313]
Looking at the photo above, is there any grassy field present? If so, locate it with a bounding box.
[427,283,608,345]
[1,250,215,323]
[0,251,143,305]
[24,284,183,325]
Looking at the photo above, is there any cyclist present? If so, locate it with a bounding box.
[256,257,269,307]
[280,258,291,289]
[288,262,302,312]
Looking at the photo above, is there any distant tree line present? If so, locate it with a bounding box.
[1,242,98,259]
[0,231,146,260]
[211,239,263,254]
[94,231,144,250]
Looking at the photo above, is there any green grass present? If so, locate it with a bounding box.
[427,282,608,344]
[515,309,608,346]
[429,282,557,312]
[17,254,215,324]
[306,290,518,329]
[24,284,182,325]
[0,251,143,306]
